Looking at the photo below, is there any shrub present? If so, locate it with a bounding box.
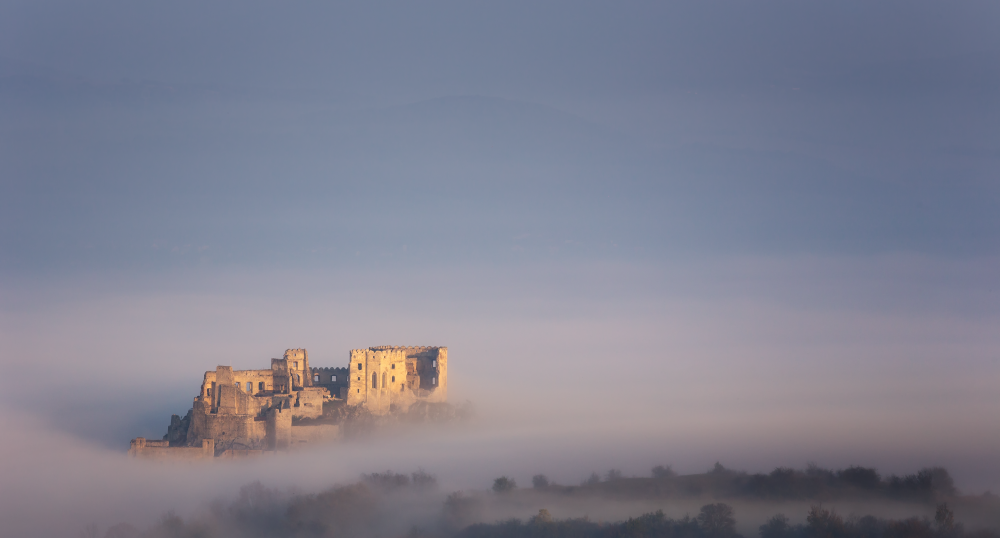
[492,476,517,493]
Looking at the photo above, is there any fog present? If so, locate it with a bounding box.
[2,1,999,537]
[3,257,1000,535]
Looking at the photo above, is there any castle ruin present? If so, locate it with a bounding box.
[129,346,447,458]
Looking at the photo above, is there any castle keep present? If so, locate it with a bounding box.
[129,346,447,458]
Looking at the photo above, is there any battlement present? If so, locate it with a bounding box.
[369,346,445,352]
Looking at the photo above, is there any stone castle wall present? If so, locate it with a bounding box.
[129,438,215,460]
[131,346,448,458]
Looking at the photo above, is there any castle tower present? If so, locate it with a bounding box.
[346,347,407,414]
[283,349,309,389]
[346,346,447,413]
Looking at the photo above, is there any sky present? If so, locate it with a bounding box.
[1,1,999,535]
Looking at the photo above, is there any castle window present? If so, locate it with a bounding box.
[358,363,362,370]
[246,382,252,393]
[432,359,437,367]
[357,389,360,393]
[382,372,387,388]
[294,361,298,368]
[432,377,437,385]
[331,375,337,382]
[372,372,378,389]
[258,382,265,391]
[391,376,395,382]
[235,382,240,389]
[313,374,320,382]
[401,383,405,390]
[391,364,395,369]
[296,374,301,383]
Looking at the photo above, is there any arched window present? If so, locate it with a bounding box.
[382,372,387,389]
[372,372,377,389]
[296,374,300,383]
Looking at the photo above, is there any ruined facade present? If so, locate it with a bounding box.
[129,346,448,458]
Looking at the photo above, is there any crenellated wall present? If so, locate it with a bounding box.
[311,366,349,399]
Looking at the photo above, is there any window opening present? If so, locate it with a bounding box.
[246,382,252,393]
[432,359,437,367]
[332,375,337,382]
[313,374,320,382]
[391,375,395,382]
[382,372,387,388]
[432,377,437,385]
[258,382,265,391]
[358,363,363,370]
[391,364,395,369]
[372,373,378,389]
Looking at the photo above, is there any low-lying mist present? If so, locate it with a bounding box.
[4,402,1000,538]
[68,461,1000,538]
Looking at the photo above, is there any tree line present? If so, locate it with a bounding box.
[520,463,959,502]
[80,465,998,538]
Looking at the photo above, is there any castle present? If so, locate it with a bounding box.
[129,346,447,458]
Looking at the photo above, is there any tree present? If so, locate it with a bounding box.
[935,503,955,528]
[411,470,437,488]
[532,474,550,489]
[935,503,962,538]
[805,506,845,538]
[838,466,880,489]
[492,476,516,493]
[532,509,553,524]
[605,469,623,482]
[759,514,792,538]
[652,465,676,479]
[698,503,736,537]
